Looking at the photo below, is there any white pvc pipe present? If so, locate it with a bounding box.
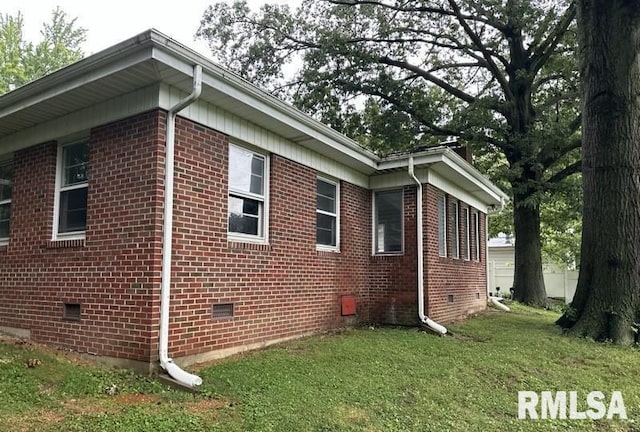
[489,296,511,312]
[159,64,203,388]
[408,158,447,335]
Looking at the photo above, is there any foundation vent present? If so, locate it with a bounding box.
[63,303,81,320]
[212,303,234,319]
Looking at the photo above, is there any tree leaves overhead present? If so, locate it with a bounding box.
[0,7,86,95]
[198,0,583,301]
[198,1,578,161]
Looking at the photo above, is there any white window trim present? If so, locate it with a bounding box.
[227,143,270,244]
[452,201,460,259]
[464,207,470,261]
[438,194,447,257]
[372,188,404,256]
[53,140,88,241]
[316,176,340,252]
[0,159,12,245]
[474,212,481,261]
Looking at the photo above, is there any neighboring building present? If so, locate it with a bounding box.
[0,30,507,379]
[487,233,577,301]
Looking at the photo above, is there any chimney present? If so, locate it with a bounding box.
[444,141,473,164]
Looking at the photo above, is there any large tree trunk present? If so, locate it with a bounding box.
[512,198,547,307]
[556,0,640,344]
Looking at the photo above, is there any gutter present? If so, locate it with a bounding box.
[150,30,380,167]
[408,157,447,335]
[159,64,203,388]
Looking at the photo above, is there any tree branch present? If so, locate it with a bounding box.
[530,1,577,75]
[539,137,581,169]
[325,0,507,31]
[545,159,581,185]
[379,56,477,104]
[446,0,514,101]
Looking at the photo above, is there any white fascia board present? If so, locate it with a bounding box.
[378,148,508,206]
[149,42,379,174]
[437,156,506,206]
[0,39,154,119]
[427,169,492,212]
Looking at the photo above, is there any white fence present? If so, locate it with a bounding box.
[488,260,578,303]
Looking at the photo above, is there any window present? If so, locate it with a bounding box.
[374,189,403,254]
[56,141,89,237]
[474,212,481,261]
[438,194,447,257]
[0,160,12,243]
[451,200,459,259]
[463,207,470,260]
[317,177,339,249]
[228,144,268,241]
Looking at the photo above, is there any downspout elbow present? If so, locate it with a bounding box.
[489,295,511,312]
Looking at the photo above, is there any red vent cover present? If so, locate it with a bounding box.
[341,296,357,316]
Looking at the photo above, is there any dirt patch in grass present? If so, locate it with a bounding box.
[3,410,65,431]
[114,393,163,405]
[62,393,164,415]
[184,397,228,413]
[560,357,588,368]
[0,333,95,367]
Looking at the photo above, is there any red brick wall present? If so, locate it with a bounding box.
[368,186,418,325]
[424,184,487,322]
[0,110,165,363]
[0,110,488,365]
[168,117,371,358]
[367,184,487,326]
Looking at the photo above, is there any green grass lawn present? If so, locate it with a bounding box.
[1,304,638,431]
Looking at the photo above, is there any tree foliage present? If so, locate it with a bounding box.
[0,7,86,94]
[198,0,582,306]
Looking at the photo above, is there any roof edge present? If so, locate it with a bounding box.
[378,146,509,205]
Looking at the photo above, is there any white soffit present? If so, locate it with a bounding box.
[376,147,507,207]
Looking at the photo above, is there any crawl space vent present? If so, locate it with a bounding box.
[212,303,234,319]
[63,303,81,320]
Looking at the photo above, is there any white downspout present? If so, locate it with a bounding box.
[489,296,511,312]
[486,198,510,312]
[408,158,447,335]
[159,64,203,388]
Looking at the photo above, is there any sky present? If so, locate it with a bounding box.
[3,0,300,58]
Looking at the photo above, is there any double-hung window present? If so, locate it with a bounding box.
[438,194,447,257]
[316,177,339,249]
[463,207,470,260]
[56,141,89,237]
[228,144,268,241]
[0,160,12,243]
[451,200,459,259]
[374,189,403,254]
[474,212,480,261]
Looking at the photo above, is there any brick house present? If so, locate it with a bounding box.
[0,30,506,386]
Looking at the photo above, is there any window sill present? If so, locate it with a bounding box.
[47,238,86,249]
[228,239,271,252]
[371,252,404,260]
[316,245,340,253]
